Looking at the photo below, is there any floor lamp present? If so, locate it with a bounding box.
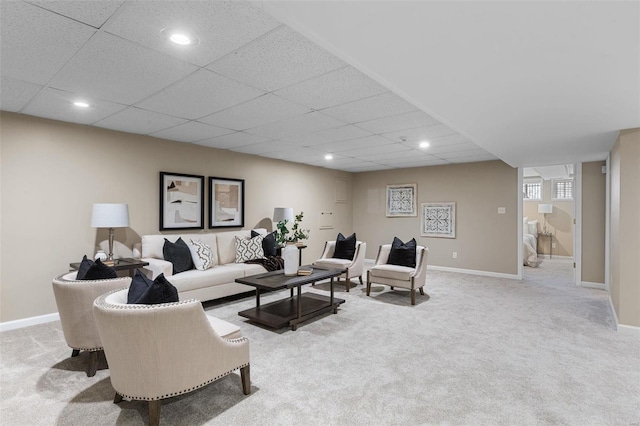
[91,203,130,261]
[538,203,553,234]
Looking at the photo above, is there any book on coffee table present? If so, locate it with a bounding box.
[297,267,313,276]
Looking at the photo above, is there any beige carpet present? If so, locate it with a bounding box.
[1,259,638,425]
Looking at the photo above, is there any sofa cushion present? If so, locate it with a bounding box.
[163,237,194,274]
[333,232,356,260]
[314,258,351,270]
[188,238,216,270]
[217,230,252,265]
[387,237,417,268]
[206,315,242,340]
[235,235,265,263]
[127,270,179,305]
[251,230,278,257]
[77,255,117,280]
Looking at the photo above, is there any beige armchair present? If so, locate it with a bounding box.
[313,240,366,292]
[366,244,428,305]
[93,289,250,426]
[52,272,132,376]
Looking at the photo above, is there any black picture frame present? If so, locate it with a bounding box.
[159,172,204,231]
[209,177,245,228]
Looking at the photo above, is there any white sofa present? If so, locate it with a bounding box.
[139,228,269,302]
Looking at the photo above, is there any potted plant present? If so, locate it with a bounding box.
[274,211,310,275]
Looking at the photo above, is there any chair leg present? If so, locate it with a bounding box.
[411,289,416,305]
[345,272,350,292]
[366,272,371,296]
[114,393,123,404]
[390,286,394,290]
[71,349,80,358]
[240,365,251,395]
[148,401,161,426]
[87,350,99,377]
[359,276,363,285]
[419,287,425,296]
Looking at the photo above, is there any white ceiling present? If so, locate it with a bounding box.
[1,1,637,172]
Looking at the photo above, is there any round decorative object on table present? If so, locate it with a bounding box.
[94,250,107,261]
[282,243,298,276]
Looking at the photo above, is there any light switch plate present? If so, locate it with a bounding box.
[498,207,506,214]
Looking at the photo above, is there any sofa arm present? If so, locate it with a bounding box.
[142,258,172,279]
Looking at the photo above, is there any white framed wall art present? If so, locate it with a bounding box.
[421,202,456,238]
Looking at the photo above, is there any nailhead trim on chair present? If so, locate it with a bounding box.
[54,274,131,284]
[114,362,250,401]
[70,345,104,352]
[94,288,199,309]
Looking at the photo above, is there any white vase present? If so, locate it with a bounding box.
[94,250,107,261]
[282,243,298,276]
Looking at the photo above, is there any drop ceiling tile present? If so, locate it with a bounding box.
[437,149,495,159]
[316,135,394,153]
[357,149,430,162]
[450,155,499,164]
[261,147,326,162]
[381,159,450,168]
[94,107,187,135]
[102,1,280,67]
[320,92,418,123]
[200,94,310,131]
[427,134,473,145]
[151,121,232,142]
[274,66,388,110]
[419,142,482,154]
[136,69,265,120]
[28,0,124,28]
[342,163,393,172]
[22,87,126,124]
[0,1,96,85]
[245,111,345,140]
[355,110,440,134]
[196,132,271,150]
[49,32,198,105]
[229,140,296,155]
[378,154,442,164]
[339,142,409,158]
[382,124,458,143]
[208,25,346,92]
[0,77,42,112]
[283,125,372,146]
[306,156,371,168]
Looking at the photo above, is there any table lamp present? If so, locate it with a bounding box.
[91,203,130,261]
[273,207,294,224]
[537,203,553,233]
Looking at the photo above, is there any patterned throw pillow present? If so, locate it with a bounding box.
[235,234,265,263]
[188,239,215,270]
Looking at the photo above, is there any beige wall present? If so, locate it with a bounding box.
[581,161,606,284]
[523,180,574,257]
[0,112,354,322]
[352,161,518,275]
[609,128,640,327]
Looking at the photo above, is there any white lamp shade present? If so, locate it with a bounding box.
[273,207,294,223]
[538,204,553,214]
[91,203,130,228]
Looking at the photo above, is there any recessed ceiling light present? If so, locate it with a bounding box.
[419,141,430,148]
[325,154,334,160]
[161,28,199,46]
[73,101,90,108]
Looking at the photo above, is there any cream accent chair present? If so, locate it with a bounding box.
[93,289,251,426]
[312,240,366,292]
[366,244,428,305]
[52,272,132,377]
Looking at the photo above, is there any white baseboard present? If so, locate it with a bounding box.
[617,324,640,336]
[0,312,59,332]
[581,281,606,290]
[365,258,518,280]
[425,265,519,280]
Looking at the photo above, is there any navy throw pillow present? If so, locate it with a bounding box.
[251,230,278,257]
[77,255,117,280]
[163,237,194,274]
[127,270,179,305]
[387,237,417,268]
[333,233,356,260]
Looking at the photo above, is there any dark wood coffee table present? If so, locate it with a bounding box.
[235,266,345,331]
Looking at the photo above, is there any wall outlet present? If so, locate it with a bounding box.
[552,242,556,248]
[498,207,506,214]
[452,252,458,259]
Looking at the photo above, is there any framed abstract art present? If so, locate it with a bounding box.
[159,172,204,230]
[209,177,245,228]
